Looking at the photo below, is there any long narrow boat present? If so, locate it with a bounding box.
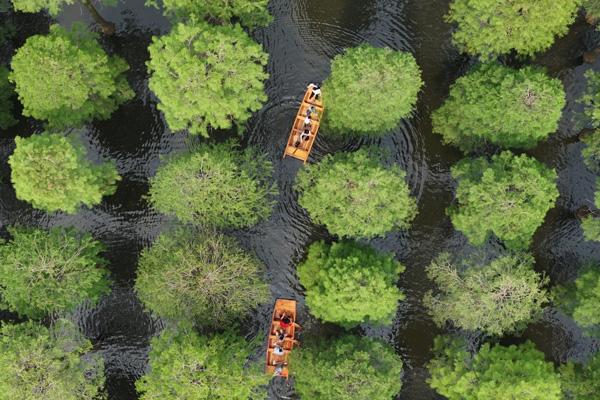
[282,84,324,163]
[265,299,298,378]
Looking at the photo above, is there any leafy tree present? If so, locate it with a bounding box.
[427,336,562,400]
[581,130,600,173]
[432,64,565,152]
[424,252,548,336]
[560,351,600,400]
[295,149,417,238]
[445,0,579,57]
[11,0,117,34]
[554,266,600,336]
[146,22,268,137]
[0,320,105,400]
[582,0,600,22]
[582,70,600,126]
[0,226,110,319]
[298,241,404,328]
[9,23,132,129]
[292,335,402,400]
[9,133,120,213]
[0,67,16,129]
[135,228,269,327]
[448,151,559,250]
[582,215,600,241]
[147,0,271,29]
[148,141,276,228]
[322,44,423,136]
[136,326,268,400]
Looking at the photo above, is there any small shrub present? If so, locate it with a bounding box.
[554,266,600,336]
[298,240,404,328]
[292,335,402,400]
[135,228,269,327]
[295,149,417,238]
[322,44,423,136]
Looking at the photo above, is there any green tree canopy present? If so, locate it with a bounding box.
[0,226,110,319]
[0,320,105,400]
[136,326,268,400]
[446,0,579,57]
[583,0,600,21]
[146,22,268,137]
[424,252,548,336]
[11,0,116,16]
[560,352,600,400]
[322,44,423,136]
[582,70,600,127]
[448,151,559,250]
[148,0,271,29]
[581,130,600,173]
[0,66,16,129]
[9,133,120,213]
[135,228,269,327]
[298,241,404,328]
[432,64,565,152]
[582,215,600,242]
[148,141,276,228]
[9,23,132,128]
[292,335,402,400]
[295,149,417,238]
[427,336,562,400]
[554,266,600,336]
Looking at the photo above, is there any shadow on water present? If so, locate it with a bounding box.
[1,0,600,399]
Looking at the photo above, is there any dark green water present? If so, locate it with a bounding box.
[1,1,599,399]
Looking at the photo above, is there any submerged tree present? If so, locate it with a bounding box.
[9,133,120,213]
[581,130,600,173]
[11,0,117,34]
[135,228,269,327]
[554,266,600,336]
[560,351,600,399]
[148,141,276,228]
[582,70,600,126]
[445,0,579,57]
[424,252,548,336]
[292,335,402,400]
[148,0,272,29]
[295,149,417,238]
[448,151,559,250]
[0,66,16,129]
[0,226,110,319]
[428,336,562,400]
[146,22,268,137]
[136,326,268,400]
[298,241,404,328]
[433,64,565,152]
[583,0,600,23]
[9,24,132,129]
[0,320,105,400]
[322,44,423,136]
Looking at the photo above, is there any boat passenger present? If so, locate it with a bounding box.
[276,328,286,342]
[306,106,317,117]
[308,84,321,100]
[274,345,285,356]
[301,129,311,142]
[304,115,311,127]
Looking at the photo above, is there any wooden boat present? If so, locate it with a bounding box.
[265,298,298,378]
[282,84,324,163]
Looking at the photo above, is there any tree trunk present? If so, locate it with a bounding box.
[80,0,115,35]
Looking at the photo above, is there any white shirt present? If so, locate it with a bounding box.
[313,88,321,96]
[274,346,284,356]
[304,116,311,125]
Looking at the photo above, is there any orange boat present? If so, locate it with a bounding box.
[282,84,324,163]
[265,299,299,378]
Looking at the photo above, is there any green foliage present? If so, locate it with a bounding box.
[9,132,120,213]
[424,252,548,336]
[292,335,402,400]
[11,0,116,15]
[9,23,132,129]
[581,130,600,173]
[322,44,423,136]
[583,0,600,20]
[428,336,562,400]
[582,70,600,126]
[149,0,272,29]
[432,63,565,152]
[0,320,105,400]
[0,226,110,319]
[135,228,269,327]
[554,266,600,336]
[560,352,600,400]
[136,326,268,400]
[148,141,276,228]
[0,67,16,129]
[298,241,404,328]
[448,151,559,250]
[446,0,579,57]
[582,214,600,242]
[146,22,268,137]
[295,149,418,238]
